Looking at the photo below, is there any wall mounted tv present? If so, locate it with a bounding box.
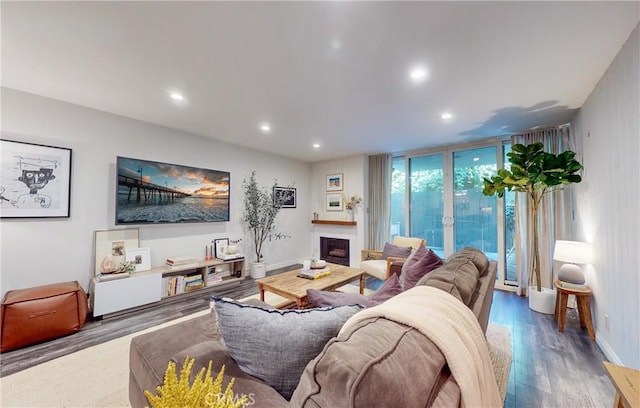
[116,156,230,224]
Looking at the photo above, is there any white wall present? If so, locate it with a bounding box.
[0,88,312,296]
[571,23,639,369]
[310,156,367,266]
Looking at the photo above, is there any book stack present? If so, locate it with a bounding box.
[95,272,129,282]
[184,273,204,291]
[166,257,199,269]
[206,266,223,285]
[298,267,331,280]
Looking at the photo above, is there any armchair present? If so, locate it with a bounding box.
[360,236,426,281]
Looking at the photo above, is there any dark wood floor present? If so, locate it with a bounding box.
[1,268,615,407]
[491,288,615,407]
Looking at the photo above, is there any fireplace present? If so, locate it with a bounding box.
[320,237,350,266]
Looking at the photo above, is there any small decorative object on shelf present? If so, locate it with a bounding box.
[117,261,136,273]
[345,194,362,210]
[214,238,244,261]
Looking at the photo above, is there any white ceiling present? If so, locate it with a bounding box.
[2,2,638,163]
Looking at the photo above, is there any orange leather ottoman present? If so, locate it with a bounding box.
[1,281,88,352]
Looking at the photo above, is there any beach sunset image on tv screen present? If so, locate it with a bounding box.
[116,156,230,224]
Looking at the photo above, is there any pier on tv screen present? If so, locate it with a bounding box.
[116,156,230,224]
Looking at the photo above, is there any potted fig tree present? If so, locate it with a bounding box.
[482,142,583,313]
[242,171,291,279]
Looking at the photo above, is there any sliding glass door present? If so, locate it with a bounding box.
[452,146,497,255]
[391,141,514,289]
[409,154,445,257]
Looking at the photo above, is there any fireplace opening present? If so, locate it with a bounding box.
[320,237,350,266]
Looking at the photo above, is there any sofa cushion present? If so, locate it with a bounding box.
[359,259,388,281]
[446,247,490,277]
[290,317,460,407]
[400,248,443,290]
[307,274,403,308]
[381,242,412,260]
[212,297,362,400]
[416,258,479,305]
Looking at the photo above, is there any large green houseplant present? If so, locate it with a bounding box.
[242,171,290,278]
[482,142,583,293]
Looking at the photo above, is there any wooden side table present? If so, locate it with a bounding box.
[603,361,640,408]
[554,278,595,340]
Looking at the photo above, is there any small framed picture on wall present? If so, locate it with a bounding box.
[326,173,343,191]
[326,193,343,211]
[273,186,296,208]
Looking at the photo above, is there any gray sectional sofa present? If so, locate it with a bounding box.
[129,247,496,407]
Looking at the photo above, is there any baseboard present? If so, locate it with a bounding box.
[595,331,622,365]
[266,259,303,271]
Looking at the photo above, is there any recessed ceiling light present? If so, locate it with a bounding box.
[441,112,453,119]
[170,93,184,101]
[259,123,271,133]
[313,143,321,149]
[409,67,427,82]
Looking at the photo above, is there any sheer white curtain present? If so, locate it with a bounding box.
[367,154,392,250]
[513,126,577,295]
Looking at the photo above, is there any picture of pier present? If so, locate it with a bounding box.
[116,156,230,224]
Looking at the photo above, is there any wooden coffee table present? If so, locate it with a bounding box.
[256,263,365,309]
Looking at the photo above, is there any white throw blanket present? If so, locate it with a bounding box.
[340,286,501,408]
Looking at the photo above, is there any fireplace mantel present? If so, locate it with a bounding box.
[311,220,356,226]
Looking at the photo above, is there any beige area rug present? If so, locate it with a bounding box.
[0,289,512,407]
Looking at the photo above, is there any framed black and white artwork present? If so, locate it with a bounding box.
[1,139,72,218]
[274,186,296,208]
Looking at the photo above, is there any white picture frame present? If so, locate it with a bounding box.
[126,247,151,272]
[94,228,140,276]
[326,193,343,211]
[326,173,343,191]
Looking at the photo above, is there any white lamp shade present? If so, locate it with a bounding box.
[553,240,591,264]
[554,240,590,284]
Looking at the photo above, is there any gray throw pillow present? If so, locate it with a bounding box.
[381,242,412,260]
[212,297,362,400]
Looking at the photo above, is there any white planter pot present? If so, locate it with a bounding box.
[528,286,557,315]
[250,261,267,279]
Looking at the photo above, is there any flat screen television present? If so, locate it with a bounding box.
[116,156,230,224]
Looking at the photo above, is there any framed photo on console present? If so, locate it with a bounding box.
[94,228,140,276]
[214,238,229,259]
[125,247,151,272]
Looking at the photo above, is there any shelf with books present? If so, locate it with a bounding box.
[159,258,244,299]
[91,257,245,316]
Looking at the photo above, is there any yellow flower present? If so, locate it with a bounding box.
[144,357,248,408]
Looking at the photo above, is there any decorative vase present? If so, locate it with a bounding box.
[250,261,267,279]
[528,286,556,314]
